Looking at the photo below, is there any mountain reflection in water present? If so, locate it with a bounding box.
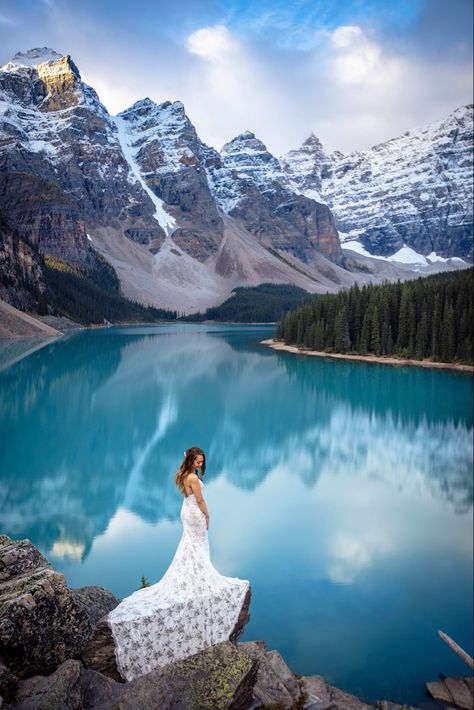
[0,324,472,705]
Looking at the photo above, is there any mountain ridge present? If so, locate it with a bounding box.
[281,104,473,260]
[0,47,471,315]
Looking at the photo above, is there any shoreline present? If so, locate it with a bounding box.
[261,338,474,374]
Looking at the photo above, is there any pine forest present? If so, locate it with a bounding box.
[276,269,473,364]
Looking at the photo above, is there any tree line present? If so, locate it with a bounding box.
[276,269,473,364]
[183,283,310,322]
[40,257,177,324]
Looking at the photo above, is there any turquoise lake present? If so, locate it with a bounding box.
[0,323,472,705]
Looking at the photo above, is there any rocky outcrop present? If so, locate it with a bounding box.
[9,642,258,710]
[0,535,92,678]
[0,661,18,702]
[0,172,90,267]
[70,586,119,628]
[238,641,303,708]
[0,49,82,112]
[80,617,123,682]
[281,105,474,259]
[229,586,251,643]
[0,217,45,311]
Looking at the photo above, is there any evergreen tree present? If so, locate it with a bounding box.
[441,301,456,362]
[275,268,472,365]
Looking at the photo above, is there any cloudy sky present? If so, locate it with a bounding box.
[0,0,472,155]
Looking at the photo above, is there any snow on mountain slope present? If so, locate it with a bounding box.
[0,47,471,315]
[206,130,343,265]
[0,48,162,248]
[115,98,225,261]
[113,112,176,235]
[281,105,473,259]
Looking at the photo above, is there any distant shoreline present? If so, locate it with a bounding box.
[261,338,474,374]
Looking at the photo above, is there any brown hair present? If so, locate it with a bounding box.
[175,447,206,494]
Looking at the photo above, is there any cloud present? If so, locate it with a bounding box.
[181,20,472,156]
[186,24,238,60]
[0,13,17,26]
[184,24,288,151]
[329,25,403,86]
[0,1,472,156]
[308,23,473,153]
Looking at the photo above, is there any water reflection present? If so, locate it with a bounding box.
[1,324,472,704]
[0,326,472,563]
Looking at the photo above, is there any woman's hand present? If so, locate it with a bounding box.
[205,514,210,530]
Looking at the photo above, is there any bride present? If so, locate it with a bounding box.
[107,447,250,681]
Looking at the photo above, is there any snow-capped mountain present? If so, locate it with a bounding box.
[281,105,473,260]
[0,48,471,313]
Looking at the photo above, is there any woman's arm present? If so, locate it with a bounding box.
[188,474,210,528]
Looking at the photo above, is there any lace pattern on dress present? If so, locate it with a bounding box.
[107,481,249,681]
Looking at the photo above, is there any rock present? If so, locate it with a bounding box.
[11,641,258,709]
[0,662,18,702]
[0,217,45,312]
[0,171,90,268]
[70,586,120,627]
[84,640,258,709]
[10,659,83,710]
[117,98,225,261]
[80,616,123,682]
[0,535,92,678]
[215,132,343,265]
[72,586,122,683]
[375,702,420,710]
[302,675,373,710]
[265,649,302,705]
[229,586,251,643]
[238,640,296,709]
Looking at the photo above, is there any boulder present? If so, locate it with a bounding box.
[70,586,120,627]
[10,641,258,709]
[0,662,18,702]
[80,617,122,682]
[238,640,302,709]
[302,675,373,710]
[83,640,258,709]
[0,535,92,678]
[229,586,251,643]
[10,659,83,710]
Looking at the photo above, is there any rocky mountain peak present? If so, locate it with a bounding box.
[302,132,325,150]
[220,131,283,191]
[3,47,64,70]
[2,47,81,81]
[221,131,268,155]
[280,132,328,173]
[0,47,85,112]
[118,98,189,131]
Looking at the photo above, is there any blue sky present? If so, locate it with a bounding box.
[0,0,472,154]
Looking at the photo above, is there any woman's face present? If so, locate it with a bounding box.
[193,454,204,470]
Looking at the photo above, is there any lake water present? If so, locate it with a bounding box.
[0,323,472,705]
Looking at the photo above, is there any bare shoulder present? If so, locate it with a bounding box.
[187,472,200,483]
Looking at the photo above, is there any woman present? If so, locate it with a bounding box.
[107,447,249,681]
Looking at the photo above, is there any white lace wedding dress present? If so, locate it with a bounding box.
[107,480,249,681]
